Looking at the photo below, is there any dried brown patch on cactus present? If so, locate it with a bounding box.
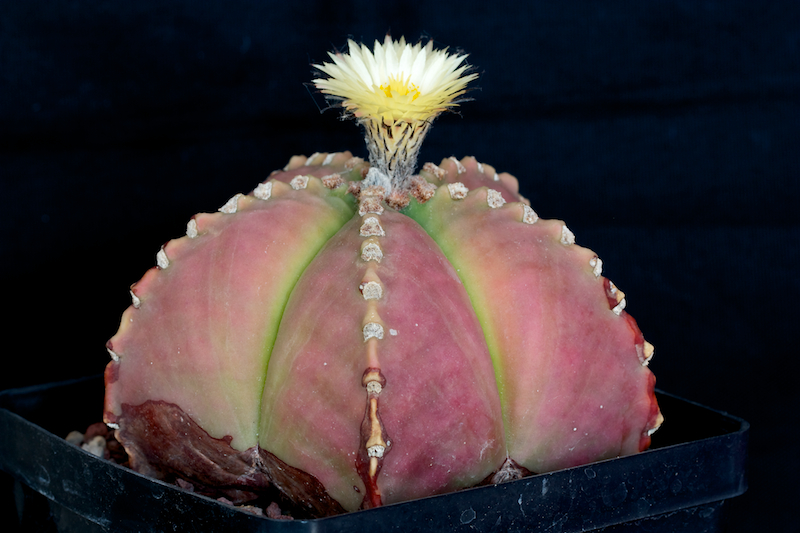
[115,400,346,517]
[357,369,391,509]
[361,368,386,390]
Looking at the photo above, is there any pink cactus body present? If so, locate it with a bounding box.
[103,37,662,517]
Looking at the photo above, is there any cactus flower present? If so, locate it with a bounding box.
[313,35,477,193]
[104,36,662,517]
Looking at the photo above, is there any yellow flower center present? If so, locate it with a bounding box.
[379,76,421,101]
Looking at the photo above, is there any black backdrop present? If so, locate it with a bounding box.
[2,1,798,531]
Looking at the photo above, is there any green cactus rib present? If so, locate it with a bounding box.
[104,152,660,517]
[406,156,661,474]
[257,206,506,511]
[105,153,360,453]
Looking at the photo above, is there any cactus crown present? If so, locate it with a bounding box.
[313,36,477,194]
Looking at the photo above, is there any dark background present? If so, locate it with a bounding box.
[2,1,798,530]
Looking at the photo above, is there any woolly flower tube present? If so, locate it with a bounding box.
[313,36,477,193]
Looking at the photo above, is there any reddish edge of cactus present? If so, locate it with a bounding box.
[104,151,661,517]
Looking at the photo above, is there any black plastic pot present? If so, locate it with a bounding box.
[1,375,747,532]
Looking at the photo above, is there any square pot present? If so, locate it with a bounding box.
[1,375,747,532]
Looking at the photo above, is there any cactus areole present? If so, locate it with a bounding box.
[104,36,663,517]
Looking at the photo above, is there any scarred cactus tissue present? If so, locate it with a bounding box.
[103,36,663,517]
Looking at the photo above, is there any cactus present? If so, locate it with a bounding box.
[104,36,662,517]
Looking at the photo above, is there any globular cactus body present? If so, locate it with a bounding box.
[103,37,662,518]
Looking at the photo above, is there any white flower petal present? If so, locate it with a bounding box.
[314,36,477,123]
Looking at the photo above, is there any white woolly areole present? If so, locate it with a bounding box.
[254,182,273,200]
[219,193,243,214]
[360,216,385,237]
[590,257,603,278]
[639,341,655,366]
[422,161,446,180]
[612,298,627,316]
[367,445,386,458]
[646,413,664,436]
[290,175,309,190]
[450,156,466,174]
[321,173,344,189]
[186,218,198,238]
[477,162,484,174]
[487,189,505,208]
[361,242,383,262]
[130,290,141,309]
[364,166,393,193]
[447,182,469,200]
[363,322,384,341]
[323,153,336,165]
[358,196,385,216]
[522,205,539,224]
[361,281,383,300]
[156,247,169,269]
[561,225,576,245]
[107,347,119,362]
[366,381,383,394]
